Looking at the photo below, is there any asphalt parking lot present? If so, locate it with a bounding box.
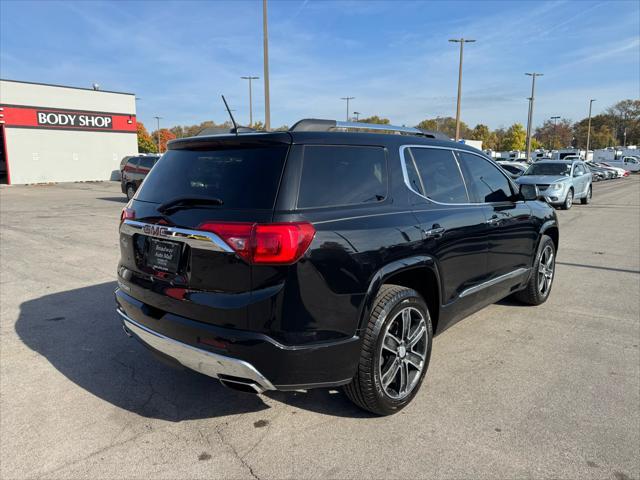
[1,177,639,480]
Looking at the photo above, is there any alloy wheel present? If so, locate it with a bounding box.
[538,244,555,296]
[379,307,428,400]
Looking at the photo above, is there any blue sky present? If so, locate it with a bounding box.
[1,0,639,131]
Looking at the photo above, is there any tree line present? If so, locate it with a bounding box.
[137,99,639,153]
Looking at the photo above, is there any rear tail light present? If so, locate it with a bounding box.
[197,221,316,265]
[120,207,135,223]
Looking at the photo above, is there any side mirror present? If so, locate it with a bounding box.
[519,183,539,201]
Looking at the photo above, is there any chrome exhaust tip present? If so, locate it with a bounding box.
[219,376,265,394]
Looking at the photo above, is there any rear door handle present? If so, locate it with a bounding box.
[424,227,445,239]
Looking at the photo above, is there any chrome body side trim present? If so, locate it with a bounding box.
[121,219,233,253]
[459,268,530,298]
[118,310,276,392]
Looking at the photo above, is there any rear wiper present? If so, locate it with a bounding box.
[157,196,224,213]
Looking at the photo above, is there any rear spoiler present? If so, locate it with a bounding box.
[167,132,292,150]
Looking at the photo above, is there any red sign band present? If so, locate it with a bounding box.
[0,105,137,133]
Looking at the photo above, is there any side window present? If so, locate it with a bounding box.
[297,145,387,208]
[457,152,515,203]
[403,148,425,196]
[407,147,469,203]
[139,157,155,170]
[127,157,140,171]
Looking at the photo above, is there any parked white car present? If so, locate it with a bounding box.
[596,162,629,178]
[601,156,640,172]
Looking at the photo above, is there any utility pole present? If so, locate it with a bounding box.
[449,38,475,141]
[585,99,596,161]
[262,0,271,131]
[241,76,259,126]
[353,111,361,121]
[341,97,355,121]
[154,116,162,153]
[525,72,543,162]
[550,115,560,150]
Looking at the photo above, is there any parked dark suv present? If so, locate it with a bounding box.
[115,119,559,415]
[121,154,161,200]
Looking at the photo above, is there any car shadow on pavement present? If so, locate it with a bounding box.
[97,196,127,203]
[15,281,368,421]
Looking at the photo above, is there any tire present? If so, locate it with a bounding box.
[513,235,556,306]
[580,185,592,204]
[126,184,136,201]
[343,284,433,415]
[561,188,573,210]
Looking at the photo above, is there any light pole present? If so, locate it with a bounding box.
[262,0,270,131]
[550,115,560,149]
[585,99,596,160]
[341,97,355,121]
[241,76,259,126]
[525,72,543,161]
[353,111,361,121]
[449,38,475,141]
[154,116,162,153]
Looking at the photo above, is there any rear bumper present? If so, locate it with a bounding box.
[115,288,361,390]
[119,310,276,393]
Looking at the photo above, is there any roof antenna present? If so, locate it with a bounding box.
[221,95,238,135]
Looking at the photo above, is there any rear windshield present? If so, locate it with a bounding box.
[136,146,288,209]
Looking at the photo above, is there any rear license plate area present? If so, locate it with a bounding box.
[145,237,182,273]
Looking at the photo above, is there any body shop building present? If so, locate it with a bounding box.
[0,79,138,185]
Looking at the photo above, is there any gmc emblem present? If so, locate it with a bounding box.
[143,225,169,236]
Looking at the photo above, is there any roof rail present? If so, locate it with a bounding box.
[289,118,449,140]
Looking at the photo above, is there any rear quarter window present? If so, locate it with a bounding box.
[297,145,387,208]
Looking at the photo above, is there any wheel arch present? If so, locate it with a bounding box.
[358,256,442,335]
[540,220,559,253]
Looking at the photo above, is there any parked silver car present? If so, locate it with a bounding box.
[516,160,592,210]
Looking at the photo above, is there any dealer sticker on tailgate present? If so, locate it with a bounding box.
[146,238,182,273]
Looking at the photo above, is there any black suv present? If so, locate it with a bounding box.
[121,154,161,200]
[115,119,558,415]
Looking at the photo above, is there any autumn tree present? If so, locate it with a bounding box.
[251,121,266,131]
[151,128,177,152]
[359,116,390,125]
[137,122,157,153]
[605,99,640,145]
[470,124,498,150]
[534,118,573,149]
[500,123,527,151]
[415,117,469,139]
[416,119,438,131]
[573,114,617,149]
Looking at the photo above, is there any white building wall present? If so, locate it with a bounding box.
[6,128,137,184]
